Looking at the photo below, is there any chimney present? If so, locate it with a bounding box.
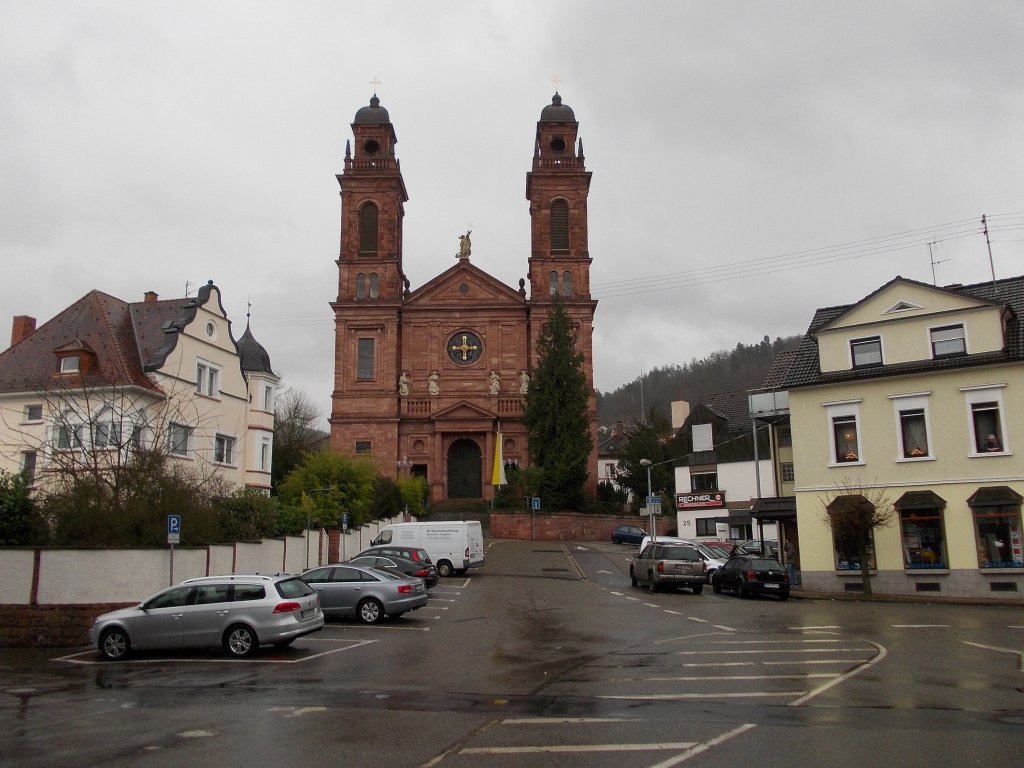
[144,291,159,303]
[11,315,36,346]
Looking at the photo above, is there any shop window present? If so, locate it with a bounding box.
[850,336,882,369]
[826,495,877,571]
[969,488,1023,569]
[897,493,948,569]
[696,518,717,536]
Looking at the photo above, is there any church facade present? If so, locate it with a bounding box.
[329,93,598,503]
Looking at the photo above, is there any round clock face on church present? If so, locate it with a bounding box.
[447,331,482,365]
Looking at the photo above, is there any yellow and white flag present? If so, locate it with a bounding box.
[491,431,507,486]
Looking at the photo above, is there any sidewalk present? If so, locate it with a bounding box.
[789,585,1024,607]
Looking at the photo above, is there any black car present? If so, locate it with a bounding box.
[712,555,790,600]
[610,525,647,545]
[349,554,439,589]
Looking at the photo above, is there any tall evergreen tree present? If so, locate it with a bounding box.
[524,295,593,510]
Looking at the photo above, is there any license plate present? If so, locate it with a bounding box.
[301,608,316,618]
[763,583,779,589]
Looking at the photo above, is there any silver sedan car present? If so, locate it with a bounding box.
[88,574,324,660]
[301,563,428,624]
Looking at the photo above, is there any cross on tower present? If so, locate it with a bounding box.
[551,74,562,93]
[450,334,479,361]
[369,75,381,93]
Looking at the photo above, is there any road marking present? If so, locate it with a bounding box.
[675,648,872,655]
[610,591,626,596]
[503,717,634,724]
[56,637,379,665]
[644,602,660,608]
[762,659,863,665]
[791,625,841,630]
[642,673,838,681]
[601,691,804,700]
[789,639,887,706]
[688,616,708,623]
[427,598,457,602]
[664,610,684,615]
[646,723,757,768]
[461,742,698,755]
[892,624,950,628]
[713,639,842,644]
[963,640,1024,672]
[679,661,754,667]
[713,625,736,631]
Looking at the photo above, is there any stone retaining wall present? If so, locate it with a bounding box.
[490,511,672,541]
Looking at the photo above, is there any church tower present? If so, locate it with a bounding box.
[526,93,599,495]
[329,95,408,462]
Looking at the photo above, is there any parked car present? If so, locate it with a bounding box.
[349,554,439,589]
[89,574,325,661]
[733,539,780,558]
[712,555,790,600]
[354,545,433,567]
[635,536,728,581]
[610,525,647,545]
[630,542,706,594]
[302,563,428,624]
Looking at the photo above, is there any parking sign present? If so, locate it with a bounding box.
[167,514,181,544]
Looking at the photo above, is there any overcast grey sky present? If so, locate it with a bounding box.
[2,1,1022,427]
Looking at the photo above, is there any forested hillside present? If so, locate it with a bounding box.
[596,335,802,428]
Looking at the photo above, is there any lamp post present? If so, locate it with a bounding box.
[640,458,654,543]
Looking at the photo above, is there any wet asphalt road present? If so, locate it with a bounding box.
[1,539,1022,767]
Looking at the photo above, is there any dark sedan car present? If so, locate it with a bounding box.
[349,554,439,589]
[610,525,647,545]
[712,555,790,600]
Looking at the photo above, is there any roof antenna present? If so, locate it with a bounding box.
[184,281,191,298]
[927,241,947,286]
[981,214,999,295]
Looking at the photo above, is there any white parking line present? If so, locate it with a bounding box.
[892,624,950,628]
[963,640,1024,672]
[646,723,757,768]
[503,717,635,724]
[675,648,872,655]
[712,625,736,631]
[687,617,708,623]
[601,691,803,700]
[713,639,842,644]
[791,625,841,630]
[462,741,699,755]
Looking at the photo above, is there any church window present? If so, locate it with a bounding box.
[357,338,375,380]
[369,273,379,299]
[549,270,558,295]
[358,203,379,255]
[550,200,569,251]
[356,273,366,299]
[355,440,372,454]
[562,270,572,296]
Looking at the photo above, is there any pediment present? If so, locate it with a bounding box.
[432,400,496,421]
[406,261,524,308]
[821,276,1000,331]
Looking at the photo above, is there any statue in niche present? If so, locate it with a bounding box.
[428,371,440,396]
[489,370,501,395]
[519,370,530,394]
[398,372,410,396]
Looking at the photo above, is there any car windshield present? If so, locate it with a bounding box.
[275,577,315,598]
[370,567,404,580]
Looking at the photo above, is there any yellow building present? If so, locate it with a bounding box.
[785,275,1023,598]
[0,282,277,493]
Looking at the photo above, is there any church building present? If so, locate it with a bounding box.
[329,93,598,503]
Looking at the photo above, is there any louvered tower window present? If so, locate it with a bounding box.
[550,200,569,251]
[359,202,379,255]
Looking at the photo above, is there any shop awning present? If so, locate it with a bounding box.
[750,496,796,521]
[894,490,947,511]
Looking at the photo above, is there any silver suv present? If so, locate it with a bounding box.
[89,574,324,660]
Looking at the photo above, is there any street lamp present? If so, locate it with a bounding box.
[640,458,654,543]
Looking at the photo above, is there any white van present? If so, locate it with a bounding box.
[371,521,485,577]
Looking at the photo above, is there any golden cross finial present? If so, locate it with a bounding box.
[369,75,381,94]
[551,74,562,93]
[450,334,479,361]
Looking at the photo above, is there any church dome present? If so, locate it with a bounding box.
[237,323,275,376]
[354,95,391,125]
[540,93,575,122]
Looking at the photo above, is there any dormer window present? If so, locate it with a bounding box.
[59,355,80,373]
[930,324,966,358]
[851,336,882,369]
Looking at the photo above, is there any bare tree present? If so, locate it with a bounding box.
[819,479,895,595]
[273,386,325,489]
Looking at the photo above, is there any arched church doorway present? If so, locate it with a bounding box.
[447,439,482,499]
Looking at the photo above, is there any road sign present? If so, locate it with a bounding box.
[342,512,350,531]
[167,514,181,545]
[531,497,541,511]
[645,495,662,515]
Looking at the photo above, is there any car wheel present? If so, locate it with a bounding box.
[738,584,748,599]
[692,583,703,595]
[712,577,721,594]
[99,627,130,661]
[612,537,622,544]
[647,572,658,594]
[437,560,454,578]
[224,624,259,658]
[358,598,385,624]
[630,566,638,588]
[778,592,789,601]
